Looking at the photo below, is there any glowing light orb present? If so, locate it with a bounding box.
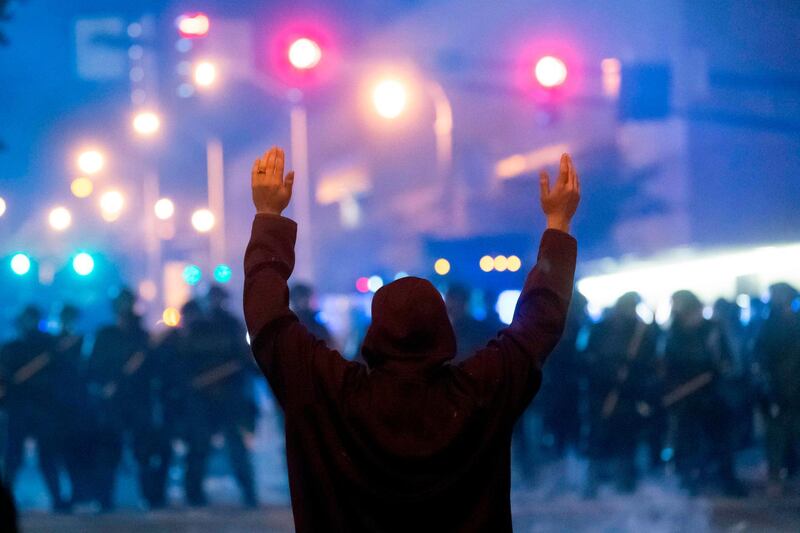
[372,79,408,119]
[10,253,31,276]
[71,178,94,198]
[434,258,451,276]
[183,264,202,286]
[48,206,72,231]
[534,56,568,88]
[355,276,370,293]
[177,13,210,38]
[507,255,522,272]
[193,61,217,87]
[493,255,508,272]
[132,111,161,136]
[72,253,95,276]
[163,307,181,327]
[0,197,6,217]
[214,264,232,283]
[77,150,105,175]
[288,37,322,70]
[479,255,494,272]
[191,208,215,233]
[154,198,175,220]
[99,190,125,221]
[367,275,384,293]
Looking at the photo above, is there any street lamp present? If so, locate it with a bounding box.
[154,198,175,220]
[48,206,72,231]
[193,60,217,87]
[99,190,125,221]
[77,149,105,175]
[132,110,161,136]
[191,208,215,233]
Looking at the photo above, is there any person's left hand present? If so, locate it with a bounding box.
[252,146,295,215]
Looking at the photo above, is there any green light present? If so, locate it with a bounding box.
[214,263,232,283]
[183,264,202,286]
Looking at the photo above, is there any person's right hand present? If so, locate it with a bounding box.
[252,146,295,216]
[539,153,580,233]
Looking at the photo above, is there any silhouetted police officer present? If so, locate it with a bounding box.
[86,288,161,510]
[0,306,67,510]
[179,289,257,507]
[755,283,800,496]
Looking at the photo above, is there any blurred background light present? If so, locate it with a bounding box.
[394,271,408,280]
[132,110,161,136]
[193,60,217,87]
[288,37,322,70]
[534,56,568,88]
[601,57,622,98]
[191,208,215,232]
[355,276,369,293]
[177,13,209,38]
[154,198,175,220]
[77,149,105,175]
[434,258,451,275]
[182,264,202,286]
[138,279,157,302]
[10,253,31,276]
[507,255,522,272]
[496,290,521,325]
[372,78,408,119]
[48,206,72,231]
[162,307,181,327]
[99,190,125,221]
[493,255,508,272]
[367,275,384,293]
[72,252,95,276]
[70,177,93,198]
[214,263,232,283]
[0,196,7,217]
[479,255,494,272]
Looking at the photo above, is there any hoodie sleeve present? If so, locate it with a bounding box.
[458,229,577,422]
[243,214,358,409]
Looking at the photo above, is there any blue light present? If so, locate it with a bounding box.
[367,275,384,293]
[495,290,521,325]
[10,253,31,276]
[183,264,202,286]
[72,252,95,276]
[214,264,232,283]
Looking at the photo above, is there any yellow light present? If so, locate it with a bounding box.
[288,38,322,70]
[507,255,522,272]
[493,255,508,272]
[70,177,94,198]
[193,61,217,87]
[372,78,408,119]
[99,190,125,222]
[0,196,6,217]
[191,208,215,233]
[154,198,175,220]
[132,110,161,136]
[77,150,105,175]
[479,255,494,272]
[434,258,451,276]
[163,307,181,327]
[48,206,72,231]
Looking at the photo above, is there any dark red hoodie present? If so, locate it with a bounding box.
[244,214,576,532]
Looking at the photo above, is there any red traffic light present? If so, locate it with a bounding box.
[177,13,210,38]
[534,56,567,88]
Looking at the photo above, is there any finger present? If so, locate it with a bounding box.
[274,148,285,183]
[568,155,577,189]
[259,149,271,173]
[284,170,295,197]
[251,158,261,187]
[558,153,569,185]
[539,170,551,198]
[265,149,278,185]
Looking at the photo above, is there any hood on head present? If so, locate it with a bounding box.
[361,276,456,373]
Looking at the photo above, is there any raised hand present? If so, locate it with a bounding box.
[539,153,581,233]
[252,146,295,216]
